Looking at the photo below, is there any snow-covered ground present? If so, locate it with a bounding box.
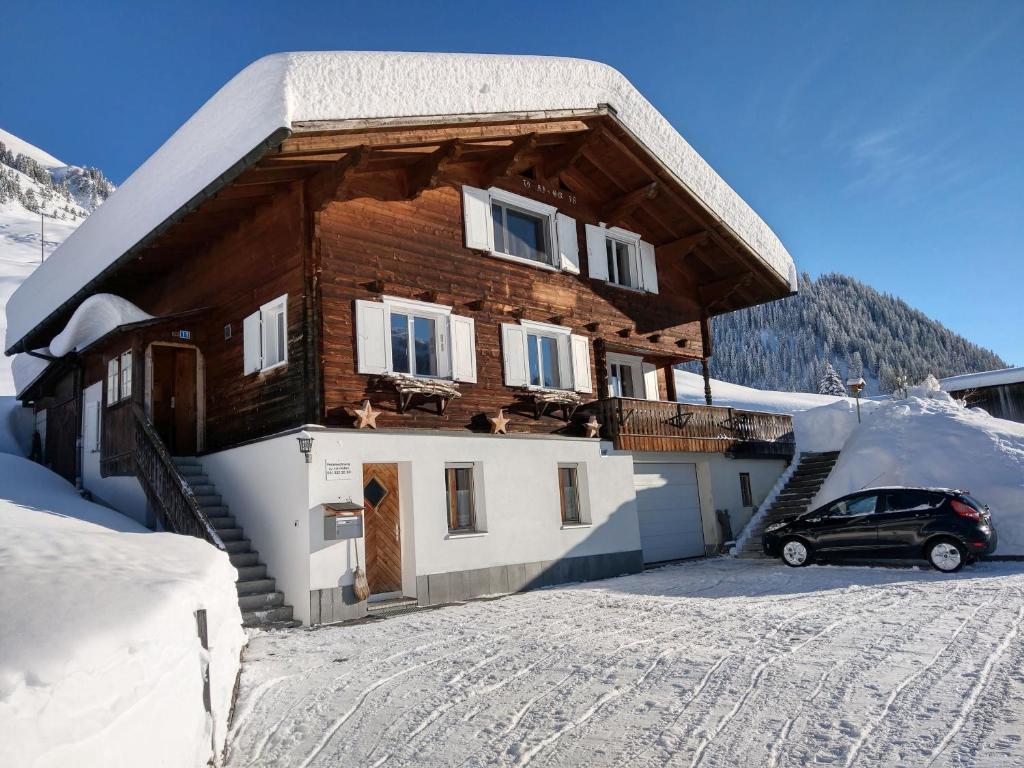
[225,558,1024,768]
[675,369,846,413]
[0,423,244,766]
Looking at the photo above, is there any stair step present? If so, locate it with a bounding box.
[208,515,237,530]
[237,578,277,596]
[224,539,253,554]
[188,483,217,495]
[173,457,202,468]
[194,493,222,506]
[218,527,245,542]
[184,475,210,487]
[242,605,296,628]
[235,564,267,581]
[229,551,260,567]
[201,505,230,517]
[239,591,285,611]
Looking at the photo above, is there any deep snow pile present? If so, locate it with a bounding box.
[814,392,1024,554]
[0,453,245,767]
[675,369,846,414]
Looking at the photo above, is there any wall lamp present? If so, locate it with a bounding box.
[296,430,314,463]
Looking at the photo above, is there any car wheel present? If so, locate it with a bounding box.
[927,538,966,573]
[781,538,811,568]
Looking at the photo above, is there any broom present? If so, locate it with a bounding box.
[353,539,370,602]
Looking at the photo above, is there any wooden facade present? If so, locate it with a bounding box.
[948,381,1024,424]
[18,109,796,466]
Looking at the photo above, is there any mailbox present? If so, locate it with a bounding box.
[323,502,364,540]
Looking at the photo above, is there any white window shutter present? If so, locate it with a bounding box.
[355,300,389,374]
[84,402,98,452]
[570,334,593,394]
[639,240,659,294]
[449,314,477,383]
[243,311,263,374]
[556,213,580,274]
[500,323,529,387]
[642,362,659,400]
[462,186,493,251]
[585,224,609,281]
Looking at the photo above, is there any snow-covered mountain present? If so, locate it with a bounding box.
[684,273,1007,396]
[0,128,114,394]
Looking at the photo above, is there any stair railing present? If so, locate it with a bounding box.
[132,404,225,550]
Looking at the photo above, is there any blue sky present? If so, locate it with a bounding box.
[3,1,1022,364]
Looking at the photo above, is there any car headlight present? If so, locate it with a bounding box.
[765,522,789,533]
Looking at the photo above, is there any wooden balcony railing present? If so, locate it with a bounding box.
[133,404,225,550]
[588,398,795,457]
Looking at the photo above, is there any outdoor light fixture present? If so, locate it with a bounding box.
[296,430,314,463]
[846,377,866,423]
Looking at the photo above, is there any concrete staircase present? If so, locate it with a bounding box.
[737,451,841,559]
[173,457,299,629]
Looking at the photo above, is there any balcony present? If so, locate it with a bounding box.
[588,398,795,458]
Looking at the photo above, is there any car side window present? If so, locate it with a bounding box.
[828,494,878,517]
[883,490,941,512]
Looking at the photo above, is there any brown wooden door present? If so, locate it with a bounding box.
[46,395,78,483]
[151,346,198,455]
[363,463,402,595]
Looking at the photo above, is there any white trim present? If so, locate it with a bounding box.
[444,532,488,540]
[487,250,560,272]
[520,318,571,336]
[487,186,558,217]
[606,352,644,399]
[382,295,453,316]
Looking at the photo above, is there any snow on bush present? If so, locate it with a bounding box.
[813,394,1024,554]
[0,453,245,767]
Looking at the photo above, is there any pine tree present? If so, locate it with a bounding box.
[818,361,846,396]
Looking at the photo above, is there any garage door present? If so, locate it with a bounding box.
[633,462,705,563]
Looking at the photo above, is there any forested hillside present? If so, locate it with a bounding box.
[687,273,1006,395]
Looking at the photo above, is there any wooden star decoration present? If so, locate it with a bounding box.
[353,400,380,429]
[488,409,510,435]
[583,414,602,439]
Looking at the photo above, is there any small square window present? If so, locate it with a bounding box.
[491,200,552,266]
[106,350,132,407]
[364,477,389,508]
[559,465,581,524]
[445,464,476,532]
[739,473,753,508]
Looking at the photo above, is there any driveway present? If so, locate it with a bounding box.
[225,558,1024,767]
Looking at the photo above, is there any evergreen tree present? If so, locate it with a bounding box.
[818,361,846,396]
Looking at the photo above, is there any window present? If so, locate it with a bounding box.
[584,224,659,294]
[243,295,288,374]
[739,473,753,508]
[558,465,581,524]
[355,297,477,382]
[605,353,657,400]
[827,494,878,518]
[500,319,591,393]
[445,464,477,532]
[606,236,639,288]
[106,350,132,406]
[462,186,580,273]
[882,490,942,513]
[608,361,637,398]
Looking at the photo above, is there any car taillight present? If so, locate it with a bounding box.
[951,499,981,521]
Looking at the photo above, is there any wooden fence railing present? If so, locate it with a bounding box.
[133,404,225,550]
[588,398,795,457]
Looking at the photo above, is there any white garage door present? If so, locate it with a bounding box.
[633,462,705,563]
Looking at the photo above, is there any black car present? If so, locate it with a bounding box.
[763,487,997,572]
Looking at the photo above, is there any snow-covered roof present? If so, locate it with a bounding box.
[4,52,797,354]
[941,367,1024,392]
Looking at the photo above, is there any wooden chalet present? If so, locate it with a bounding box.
[8,53,799,625]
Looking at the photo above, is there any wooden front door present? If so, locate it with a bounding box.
[363,463,402,595]
[151,346,198,456]
[45,394,78,483]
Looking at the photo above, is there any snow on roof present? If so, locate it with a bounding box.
[0,127,66,169]
[11,352,50,398]
[48,294,152,357]
[4,52,797,353]
[941,366,1024,392]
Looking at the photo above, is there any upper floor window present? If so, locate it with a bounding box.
[500,319,592,394]
[106,350,132,406]
[462,186,581,274]
[243,294,288,374]
[355,296,477,383]
[605,352,659,401]
[585,224,659,294]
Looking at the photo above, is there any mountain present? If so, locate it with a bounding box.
[686,273,1007,397]
[0,128,114,394]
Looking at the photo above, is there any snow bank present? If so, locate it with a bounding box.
[0,453,245,767]
[48,293,152,357]
[675,369,845,414]
[0,395,33,456]
[7,52,796,352]
[813,396,1024,554]
[0,127,65,169]
[791,397,883,453]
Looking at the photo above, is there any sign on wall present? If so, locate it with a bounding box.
[325,460,353,481]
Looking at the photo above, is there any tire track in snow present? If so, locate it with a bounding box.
[842,592,998,768]
[925,603,1024,766]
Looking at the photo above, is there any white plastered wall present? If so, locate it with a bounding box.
[80,382,148,525]
[305,429,641,595]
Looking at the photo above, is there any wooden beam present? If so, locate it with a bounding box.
[601,181,658,224]
[659,231,710,262]
[698,271,754,308]
[538,129,595,184]
[306,147,367,212]
[404,140,462,197]
[481,133,538,184]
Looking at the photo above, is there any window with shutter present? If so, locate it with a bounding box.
[106,358,119,405]
[606,353,643,399]
[462,186,574,272]
[502,320,590,394]
[585,224,658,293]
[642,362,660,401]
[242,296,288,375]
